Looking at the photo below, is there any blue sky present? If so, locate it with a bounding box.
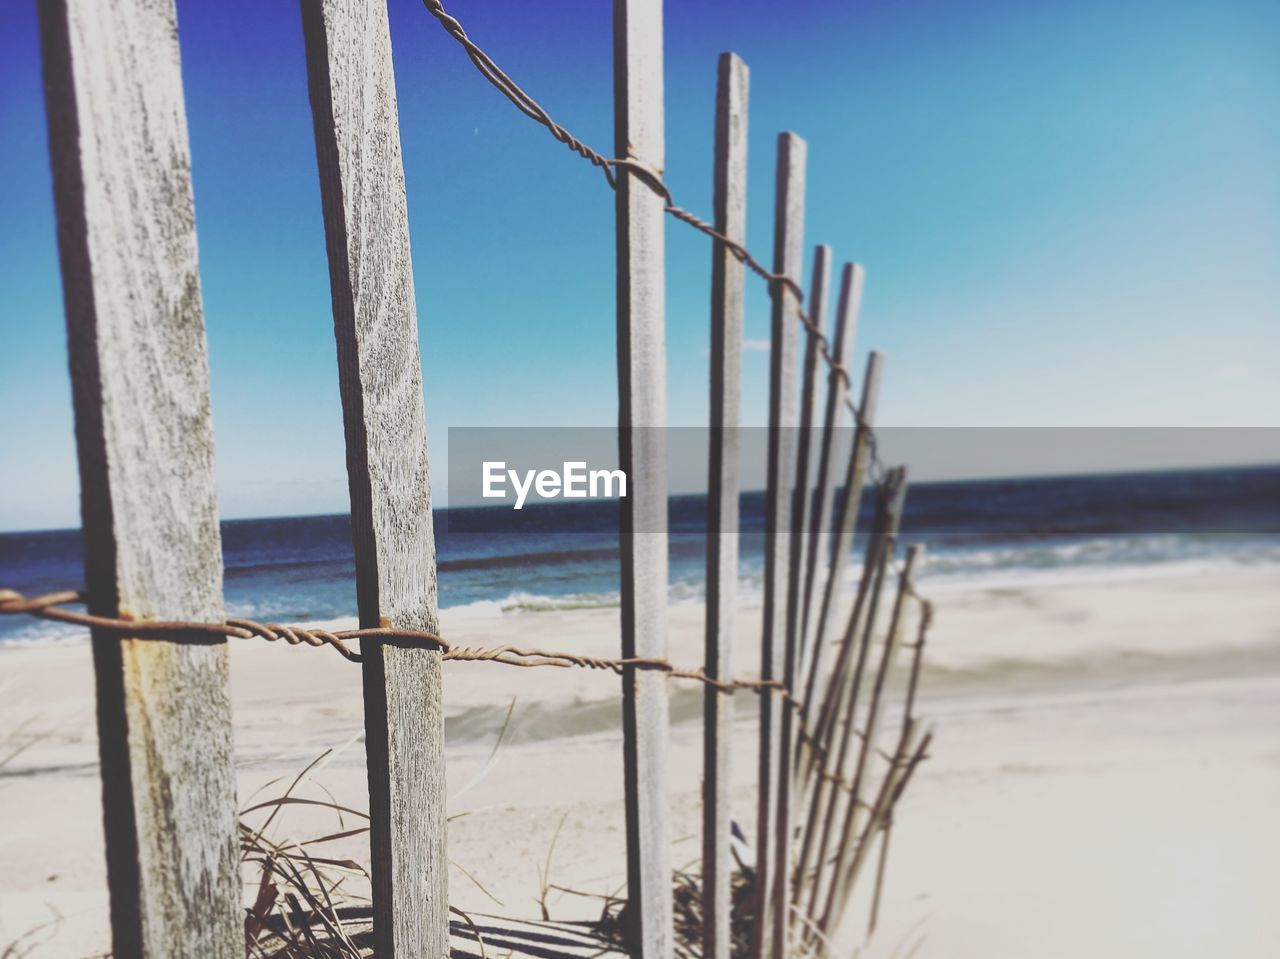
[1,0,1277,530]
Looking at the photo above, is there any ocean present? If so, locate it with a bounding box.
[2,464,1277,646]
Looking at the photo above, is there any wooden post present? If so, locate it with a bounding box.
[703,50,748,959]
[614,1,671,956]
[787,245,832,694]
[38,0,240,954]
[301,2,446,955]
[798,263,865,677]
[756,131,806,959]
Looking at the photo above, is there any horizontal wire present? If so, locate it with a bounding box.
[0,586,805,696]
[0,586,933,788]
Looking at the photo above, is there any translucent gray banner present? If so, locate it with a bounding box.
[444,427,1279,536]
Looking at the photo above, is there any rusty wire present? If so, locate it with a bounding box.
[0,583,935,798]
[0,587,857,710]
[420,0,883,478]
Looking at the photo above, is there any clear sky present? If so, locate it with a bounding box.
[1,0,1277,530]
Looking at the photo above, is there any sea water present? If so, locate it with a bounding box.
[1,464,1276,646]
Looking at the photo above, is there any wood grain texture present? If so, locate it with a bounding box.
[703,50,748,959]
[756,131,806,959]
[798,262,864,679]
[613,1,671,956]
[301,2,446,955]
[37,0,240,954]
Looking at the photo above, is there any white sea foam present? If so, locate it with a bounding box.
[0,619,85,648]
[5,535,1277,646]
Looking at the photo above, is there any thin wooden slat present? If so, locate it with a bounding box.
[791,352,884,909]
[613,1,671,956]
[799,350,884,726]
[847,546,925,817]
[820,544,920,933]
[825,722,930,949]
[756,131,806,959]
[867,816,894,938]
[807,472,909,927]
[38,1,240,954]
[867,575,930,938]
[772,240,829,959]
[301,3,446,955]
[786,244,832,696]
[830,723,934,942]
[798,263,866,678]
[792,470,904,911]
[703,50,748,959]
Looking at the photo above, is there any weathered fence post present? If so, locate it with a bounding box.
[819,543,920,933]
[614,1,672,956]
[301,2,447,955]
[793,475,894,908]
[799,262,866,670]
[38,0,240,954]
[757,131,806,959]
[800,349,883,719]
[781,245,830,903]
[868,592,930,938]
[828,724,930,950]
[704,50,748,959]
[803,468,907,927]
[788,244,832,676]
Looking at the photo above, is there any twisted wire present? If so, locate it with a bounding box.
[0,584,936,801]
[0,587,835,713]
[420,0,880,453]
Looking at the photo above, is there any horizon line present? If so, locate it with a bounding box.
[3,459,1276,536]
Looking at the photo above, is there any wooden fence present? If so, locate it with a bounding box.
[28,0,934,957]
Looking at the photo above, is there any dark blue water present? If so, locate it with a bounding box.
[2,465,1277,645]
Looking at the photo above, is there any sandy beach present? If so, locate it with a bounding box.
[1,566,1278,957]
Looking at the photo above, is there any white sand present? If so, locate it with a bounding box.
[1,568,1278,956]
